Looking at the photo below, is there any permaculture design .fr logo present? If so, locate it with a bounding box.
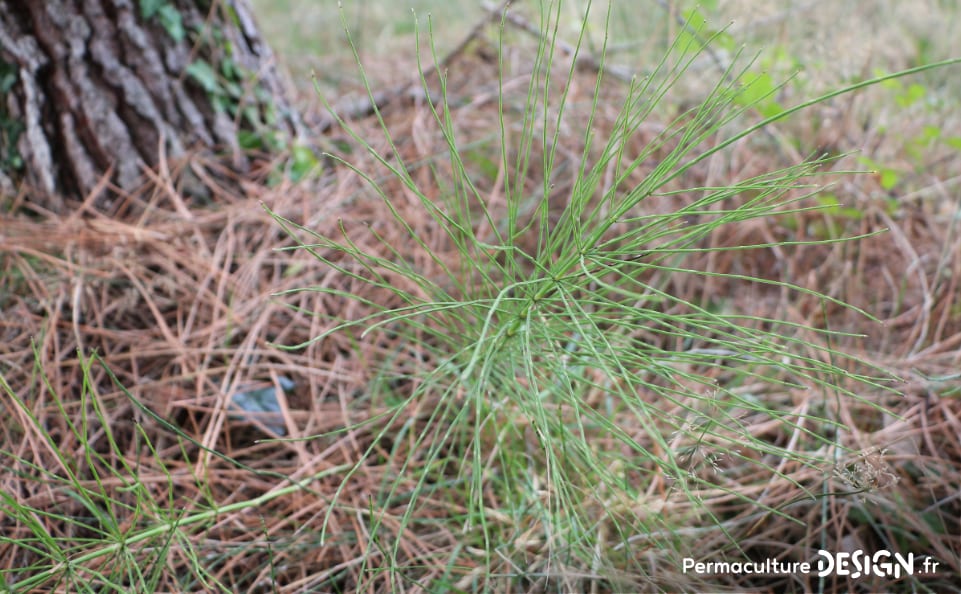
[682,549,941,580]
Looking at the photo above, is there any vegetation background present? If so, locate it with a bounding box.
[2,0,960,592]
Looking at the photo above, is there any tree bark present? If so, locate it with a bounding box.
[0,0,302,211]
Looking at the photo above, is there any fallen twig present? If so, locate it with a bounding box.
[481,1,635,83]
[313,0,512,132]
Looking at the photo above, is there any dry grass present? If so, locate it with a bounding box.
[3,3,961,593]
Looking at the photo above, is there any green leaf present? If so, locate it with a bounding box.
[237,129,263,151]
[859,156,900,191]
[139,0,163,19]
[156,5,185,42]
[220,57,239,81]
[224,81,243,100]
[393,21,416,35]
[211,95,228,114]
[241,105,260,128]
[816,194,863,220]
[290,145,320,182]
[899,83,926,107]
[879,169,899,190]
[681,7,706,26]
[185,61,222,95]
[736,72,785,118]
[0,60,17,93]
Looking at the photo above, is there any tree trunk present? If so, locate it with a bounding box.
[0,0,303,211]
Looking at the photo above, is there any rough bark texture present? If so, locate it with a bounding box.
[0,0,302,211]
